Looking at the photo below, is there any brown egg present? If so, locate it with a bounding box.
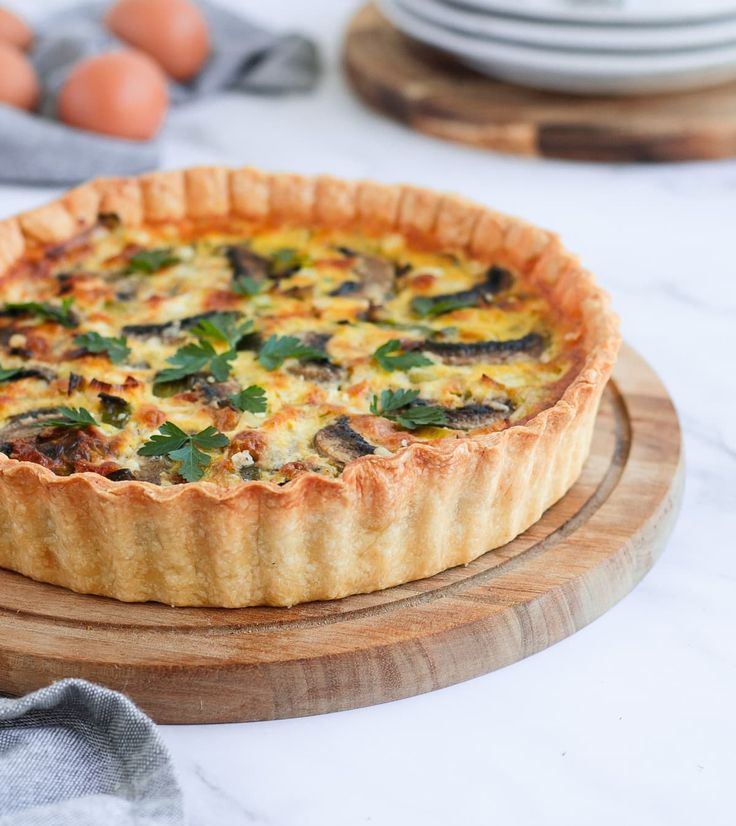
[105,0,210,82]
[0,42,39,111]
[0,6,33,51]
[58,50,169,141]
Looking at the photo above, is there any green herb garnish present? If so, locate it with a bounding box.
[411,295,477,318]
[232,275,264,296]
[3,298,76,328]
[257,335,324,371]
[190,314,253,350]
[74,331,131,365]
[373,339,432,372]
[369,389,447,431]
[154,315,253,386]
[270,247,311,277]
[138,422,229,482]
[127,248,179,274]
[229,385,267,414]
[0,365,22,382]
[369,388,420,414]
[36,406,98,429]
[154,341,236,385]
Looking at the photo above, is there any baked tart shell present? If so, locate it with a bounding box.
[0,167,620,607]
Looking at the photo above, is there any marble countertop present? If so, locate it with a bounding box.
[3,1,735,824]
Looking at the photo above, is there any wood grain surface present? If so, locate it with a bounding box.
[0,344,683,723]
[344,4,736,162]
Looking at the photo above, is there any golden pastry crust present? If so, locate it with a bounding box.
[0,166,619,607]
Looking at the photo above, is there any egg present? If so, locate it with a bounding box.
[105,0,210,82]
[58,49,169,141]
[0,6,33,51]
[0,42,39,111]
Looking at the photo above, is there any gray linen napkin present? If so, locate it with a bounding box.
[0,1,319,185]
[0,679,183,826]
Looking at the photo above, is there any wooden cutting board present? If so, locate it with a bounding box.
[344,4,736,162]
[0,344,682,723]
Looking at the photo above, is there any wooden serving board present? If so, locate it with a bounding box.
[0,344,682,723]
[344,4,736,162]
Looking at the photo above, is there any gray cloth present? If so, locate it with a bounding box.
[0,679,183,826]
[0,1,319,185]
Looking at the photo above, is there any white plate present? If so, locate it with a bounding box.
[461,54,736,94]
[401,0,736,52]
[444,0,736,25]
[380,0,736,93]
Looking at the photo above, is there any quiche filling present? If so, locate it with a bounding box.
[0,220,580,486]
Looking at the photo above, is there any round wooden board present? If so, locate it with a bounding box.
[0,344,682,723]
[344,4,736,162]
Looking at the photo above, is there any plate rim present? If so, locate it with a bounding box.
[398,0,736,52]
[440,0,736,26]
[381,0,736,76]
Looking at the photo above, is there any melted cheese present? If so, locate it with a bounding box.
[0,222,578,486]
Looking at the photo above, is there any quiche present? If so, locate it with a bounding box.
[0,167,619,607]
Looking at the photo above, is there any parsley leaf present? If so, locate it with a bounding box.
[411,295,477,318]
[191,314,253,350]
[270,247,311,277]
[154,315,251,386]
[3,298,76,328]
[127,248,179,274]
[209,350,237,382]
[369,389,447,431]
[394,406,448,430]
[229,385,267,414]
[154,341,236,385]
[138,423,229,482]
[369,388,419,414]
[168,442,214,484]
[373,340,433,372]
[232,275,264,296]
[74,331,131,365]
[137,421,189,455]
[154,343,210,384]
[0,365,22,382]
[36,406,98,429]
[257,335,325,371]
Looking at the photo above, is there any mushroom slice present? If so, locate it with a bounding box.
[225,245,270,283]
[299,332,332,352]
[106,468,135,481]
[314,416,376,466]
[287,333,345,382]
[415,265,513,313]
[287,361,345,383]
[418,333,545,365]
[122,310,239,340]
[226,246,306,283]
[442,401,513,430]
[0,367,56,384]
[0,407,62,442]
[329,255,396,304]
[132,456,172,484]
[152,372,240,405]
[190,376,241,407]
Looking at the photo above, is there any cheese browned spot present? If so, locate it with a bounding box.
[0,223,578,486]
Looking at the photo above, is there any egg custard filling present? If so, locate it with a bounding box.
[0,220,580,487]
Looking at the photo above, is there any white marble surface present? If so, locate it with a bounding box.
[3,2,736,824]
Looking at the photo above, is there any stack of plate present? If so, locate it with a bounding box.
[378,0,736,95]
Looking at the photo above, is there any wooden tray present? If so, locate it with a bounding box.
[344,4,736,163]
[0,344,682,723]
